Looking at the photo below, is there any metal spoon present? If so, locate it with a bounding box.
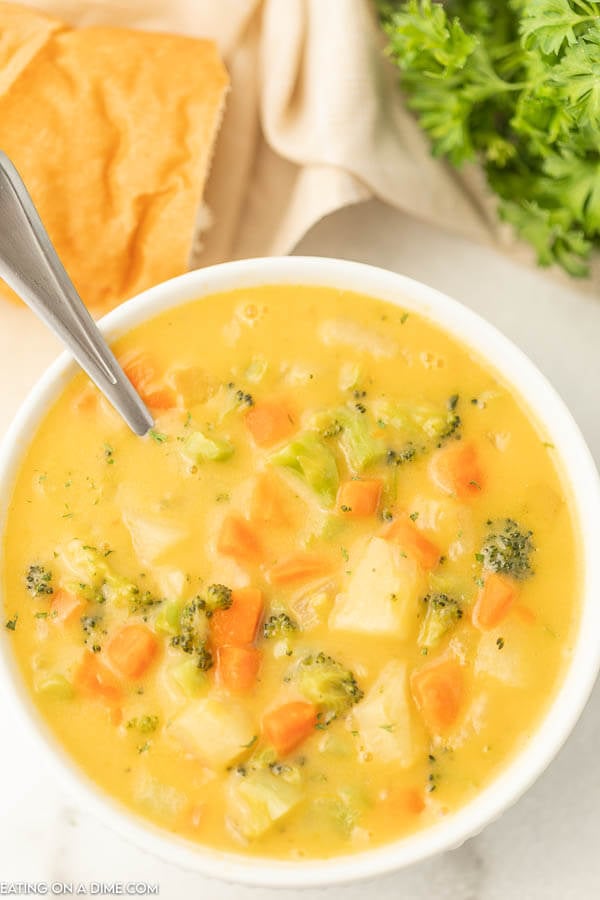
[0,152,154,436]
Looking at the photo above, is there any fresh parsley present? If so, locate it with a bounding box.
[378,0,600,276]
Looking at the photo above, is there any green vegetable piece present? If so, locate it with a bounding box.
[101,571,140,609]
[182,430,234,464]
[336,408,386,472]
[418,592,463,649]
[376,0,600,277]
[271,432,339,506]
[35,674,74,700]
[313,406,386,472]
[155,599,185,636]
[263,612,298,639]
[374,399,460,447]
[60,541,148,612]
[201,583,233,617]
[59,541,107,591]
[481,518,535,581]
[25,564,53,597]
[126,715,159,734]
[227,768,303,840]
[171,658,209,697]
[169,597,213,670]
[296,652,363,722]
[246,356,268,384]
[311,784,370,838]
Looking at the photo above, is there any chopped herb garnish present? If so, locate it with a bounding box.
[5,613,18,631]
[149,430,168,444]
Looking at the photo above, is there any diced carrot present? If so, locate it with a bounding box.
[472,572,518,630]
[383,516,440,569]
[75,652,122,703]
[211,587,264,647]
[120,349,156,395]
[384,786,426,817]
[106,624,158,680]
[268,552,334,586]
[251,471,295,529]
[337,479,383,517]
[119,349,178,410]
[411,658,464,733]
[217,515,263,565]
[49,589,86,625]
[144,386,178,410]
[262,701,318,757]
[513,603,536,625]
[216,645,261,693]
[110,706,123,727]
[245,400,296,447]
[429,441,484,499]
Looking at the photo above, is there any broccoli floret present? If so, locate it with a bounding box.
[193,644,213,671]
[224,382,254,409]
[296,652,363,722]
[25,564,53,597]
[170,597,213,670]
[418,593,463,648]
[271,432,340,506]
[434,410,461,444]
[263,613,298,639]
[481,519,535,580]
[386,445,417,466]
[126,715,159,734]
[126,589,162,617]
[202,583,233,617]
[182,430,234,464]
[374,399,462,454]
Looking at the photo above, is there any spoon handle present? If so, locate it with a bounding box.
[0,152,154,436]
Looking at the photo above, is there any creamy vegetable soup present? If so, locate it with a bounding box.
[2,286,579,859]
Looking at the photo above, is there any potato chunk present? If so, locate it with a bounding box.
[475,621,532,687]
[170,699,255,769]
[329,537,422,638]
[226,769,303,840]
[354,660,425,766]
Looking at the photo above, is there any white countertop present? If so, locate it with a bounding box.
[1,200,599,899]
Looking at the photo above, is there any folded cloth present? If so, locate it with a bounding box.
[12,0,600,292]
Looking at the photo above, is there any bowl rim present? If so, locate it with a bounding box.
[1,255,599,888]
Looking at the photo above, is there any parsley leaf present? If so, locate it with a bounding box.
[378,0,600,276]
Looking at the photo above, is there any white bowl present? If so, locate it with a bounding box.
[1,257,599,888]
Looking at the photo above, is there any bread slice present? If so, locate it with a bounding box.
[0,4,228,312]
